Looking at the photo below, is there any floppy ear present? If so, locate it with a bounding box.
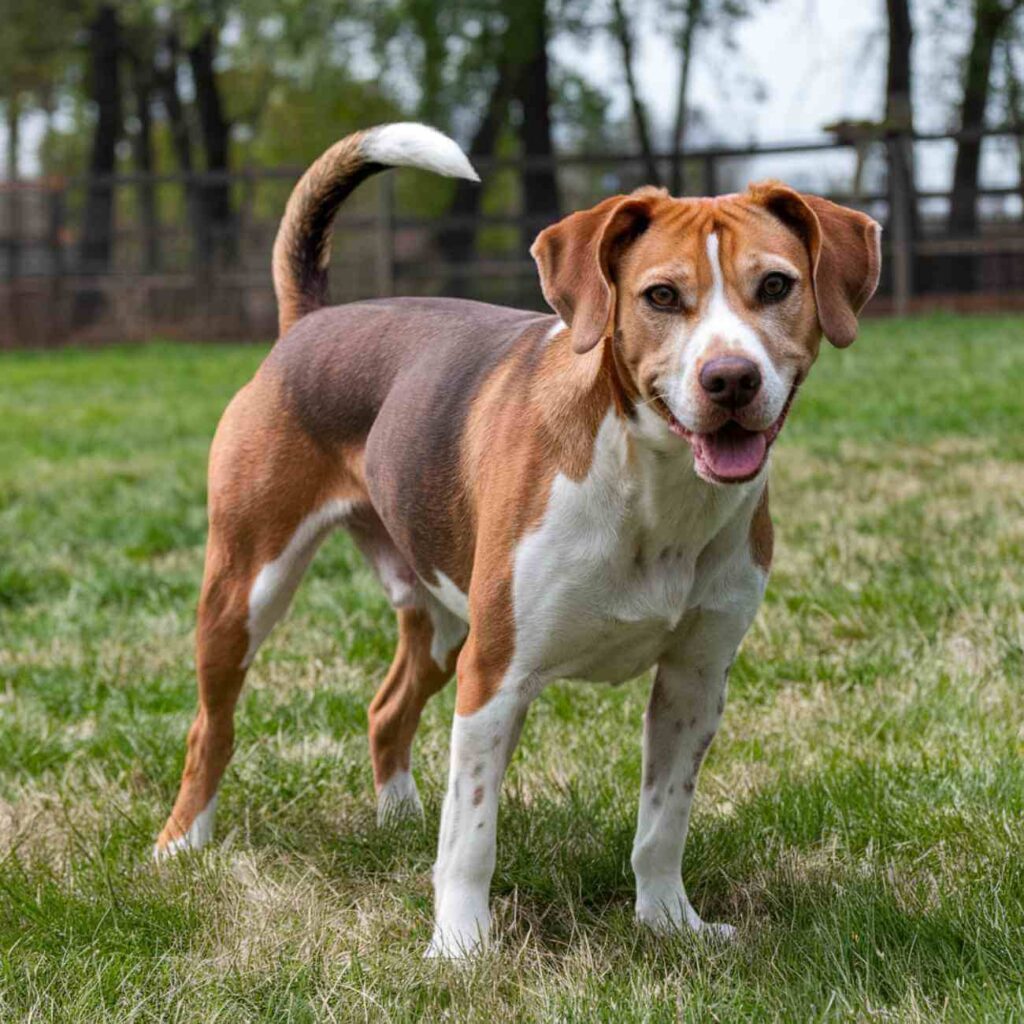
[756,184,881,348]
[530,195,653,354]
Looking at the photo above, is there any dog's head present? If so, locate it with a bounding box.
[530,183,881,484]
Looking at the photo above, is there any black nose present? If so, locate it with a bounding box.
[699,356,762,409]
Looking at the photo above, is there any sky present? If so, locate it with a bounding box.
[558,0,886,146]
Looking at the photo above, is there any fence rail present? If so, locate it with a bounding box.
[2,127,1023,348]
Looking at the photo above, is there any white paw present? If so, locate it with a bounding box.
[153,796,218,861]
[636,886,735,942]
[423,927,487,960]
[376,771,424,825]
[697,920,736,942]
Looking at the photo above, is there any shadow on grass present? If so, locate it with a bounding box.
[205,748,1021,1002]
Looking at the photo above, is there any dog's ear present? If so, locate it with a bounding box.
[754,184,881,348]
[530,195,653,354]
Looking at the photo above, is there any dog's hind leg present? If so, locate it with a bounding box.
[155,494,350,859]
[154,528,253,859]
[155,380,356,859]
[368,599,464,823]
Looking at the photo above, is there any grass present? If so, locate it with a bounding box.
[1,314,1023,1022]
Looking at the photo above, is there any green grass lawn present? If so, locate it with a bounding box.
[1,315,1023,1022]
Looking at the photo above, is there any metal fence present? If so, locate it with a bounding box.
[2,128,1022,349]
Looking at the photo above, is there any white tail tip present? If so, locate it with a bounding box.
[362,123,481,183]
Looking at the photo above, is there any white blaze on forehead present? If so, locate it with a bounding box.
[666,232,788,430]
[693,232,769,367]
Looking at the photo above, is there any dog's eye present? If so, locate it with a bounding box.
[645,285,680,310]
[758,272,793,303]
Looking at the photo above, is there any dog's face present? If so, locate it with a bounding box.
[531,184,881,483]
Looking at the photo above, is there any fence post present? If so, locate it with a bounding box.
[48,184,68,343]
[703,155,717,197]
[7,185,22,279]
[376,173,396,297]
[886,132,913,317]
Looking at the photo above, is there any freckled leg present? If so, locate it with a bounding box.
[631,609,752,938]
[425,646,538,958]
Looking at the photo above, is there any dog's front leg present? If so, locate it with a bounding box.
[426,651,539,959]
[631,608,753,939]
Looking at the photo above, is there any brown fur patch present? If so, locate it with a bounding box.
[158,370,368,849]
[455,332,618,715]
[272,130,382,336]
[750,485,774,571]
[368,607,458,786]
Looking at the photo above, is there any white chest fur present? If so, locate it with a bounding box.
[510,412,764,683]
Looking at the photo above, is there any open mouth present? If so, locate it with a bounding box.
[661,387,798,485]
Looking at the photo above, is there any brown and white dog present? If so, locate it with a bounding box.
[155,123,881,957]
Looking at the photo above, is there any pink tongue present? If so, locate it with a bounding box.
[695,423,767,480]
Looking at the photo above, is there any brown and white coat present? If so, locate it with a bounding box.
[155,123,881,957]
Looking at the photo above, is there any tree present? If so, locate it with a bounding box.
[188,25,237,263]
[512,0,561,228]
[999,25,1024,220]
[669,0,702,194]
[123,12,161,271]
[948,0,1022,240]
[77,1,122,331]
[609,0,661,185]
[885,0,920,293]
[667,0,763,195]
[0,0,75,183]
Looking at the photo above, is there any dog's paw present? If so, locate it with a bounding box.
[153,797,218,861]
[638,907,737,943]
[423,927,486,960]
[693,919,736,942]
[376,771,424,825]
[636,886,736,942]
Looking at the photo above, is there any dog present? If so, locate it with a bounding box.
[155,123,881,957]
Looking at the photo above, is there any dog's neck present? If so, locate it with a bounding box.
[535,332,764,544]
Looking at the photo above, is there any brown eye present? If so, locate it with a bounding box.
[759,272,792,303]
[645,284,679,310]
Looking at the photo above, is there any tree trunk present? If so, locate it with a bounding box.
[128,57,159,272]
[5,95,21,279]
[80,4,121,273]
[5,95,19,183]
[156,32,205,269]
[187,28,235,264]
[439,61,514,295]
[669,0,702,195]
[885,0,919,297]
[409,0,446,126]
[947,0,1015,291]
[513,0,560,237]
[949,0,1013,237]
[1002,36,1024,221]
[610,0,661,186]
[77,4,122,326]
[157,33,193,175]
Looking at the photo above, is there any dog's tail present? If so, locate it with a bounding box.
[272,123,480,336]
